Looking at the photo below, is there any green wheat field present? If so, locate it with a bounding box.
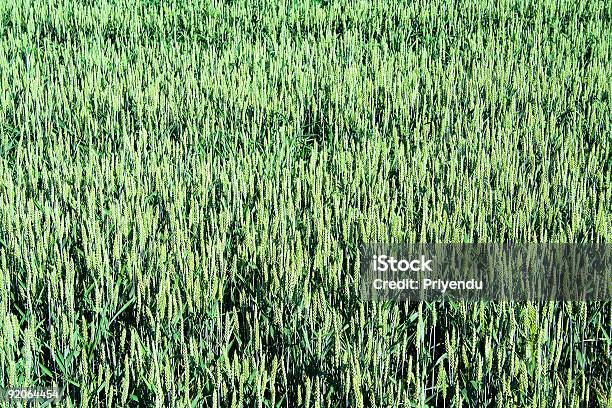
[0,0,611,406]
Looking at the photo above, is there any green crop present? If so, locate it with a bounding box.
[0,0,611,406]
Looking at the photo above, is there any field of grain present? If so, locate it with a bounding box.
[0,0,611,406]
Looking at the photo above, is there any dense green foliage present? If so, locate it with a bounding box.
[0,0,611,406]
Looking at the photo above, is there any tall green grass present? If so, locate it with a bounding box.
[0,0,611,406]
